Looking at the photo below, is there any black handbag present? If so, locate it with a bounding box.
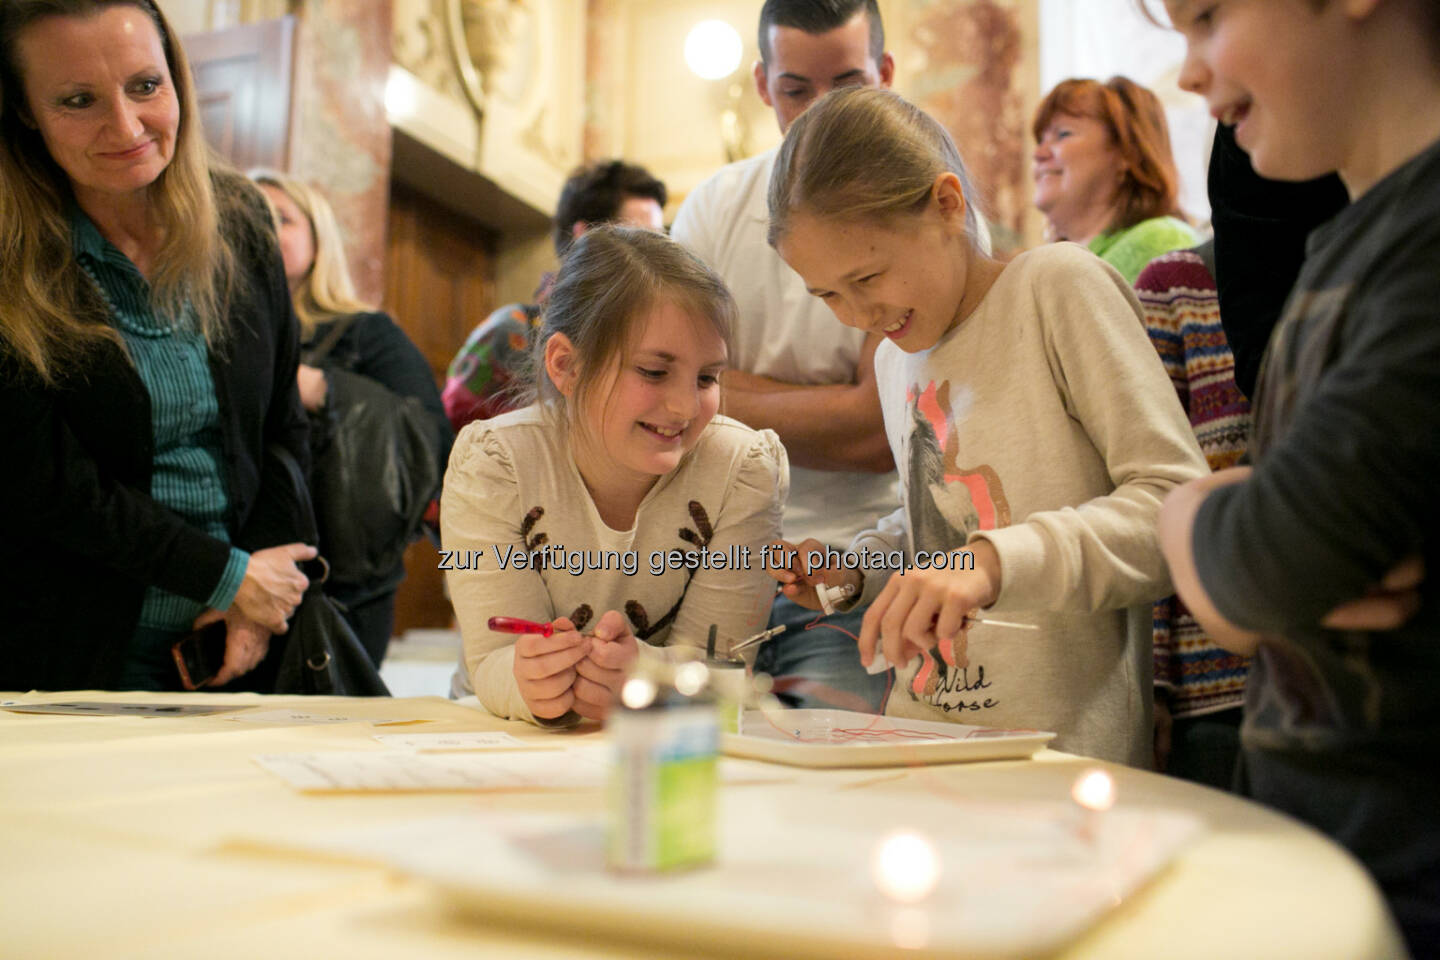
[255,444,391,697]
[306,318,441,586]
[274,556,391,696]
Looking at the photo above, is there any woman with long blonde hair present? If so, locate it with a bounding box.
[250,170,451,665]
[0,0,315,691]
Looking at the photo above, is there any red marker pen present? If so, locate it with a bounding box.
[487,616,554,637]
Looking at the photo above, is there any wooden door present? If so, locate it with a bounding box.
[385,182,500,633]
[184,17,297,171]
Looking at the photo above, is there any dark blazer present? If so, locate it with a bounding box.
[0,173,310,691]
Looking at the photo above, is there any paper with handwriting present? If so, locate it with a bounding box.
[254,743,792,792]
[253,749,608,791]
[226,709,429,725]
[373,731,530,751]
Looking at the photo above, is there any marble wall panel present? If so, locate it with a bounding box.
[892,0,1040,256]
[289,0,395,305]
[173,1,392,298]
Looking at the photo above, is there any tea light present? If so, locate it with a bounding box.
[620,676,658,710]
[673,661,710,697]
[1070,767,1116,846]
[872,830,942,904]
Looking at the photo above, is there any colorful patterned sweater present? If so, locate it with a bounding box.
[441,301,542,434]
[441,274,556,435]
[1134,248,1251,718]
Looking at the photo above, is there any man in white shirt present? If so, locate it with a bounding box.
[670,0,897,711]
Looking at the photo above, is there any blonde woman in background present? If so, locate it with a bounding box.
[251,171,452,665]
[0,0,315,691]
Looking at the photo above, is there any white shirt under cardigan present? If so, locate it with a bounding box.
[670,148,897,548]
[443,406,789,723]
[851,244,1209,765]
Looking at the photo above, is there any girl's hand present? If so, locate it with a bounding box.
[767,538,862,610]
[858,540,1002,673]
[513,616,589,721]
[572,609,639,722]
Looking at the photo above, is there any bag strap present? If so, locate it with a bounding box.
[302,314,358,366]
[265,442,322,545]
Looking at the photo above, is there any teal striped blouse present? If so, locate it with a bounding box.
[71,210,249,632]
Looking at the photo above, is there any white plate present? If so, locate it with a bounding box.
[723,709,1055,768]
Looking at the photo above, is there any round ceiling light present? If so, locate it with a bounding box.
[684,19,743,80]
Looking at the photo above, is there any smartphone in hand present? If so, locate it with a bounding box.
[171,620,228,689]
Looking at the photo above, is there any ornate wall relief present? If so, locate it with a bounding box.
[394,0,465,100]
[391,0,584,217]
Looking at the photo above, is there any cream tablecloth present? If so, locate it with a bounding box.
[0,691,1406,959]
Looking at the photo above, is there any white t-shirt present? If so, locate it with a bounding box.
[671,148,897,547]
[853,244,1209,765]
[442,406,789,723]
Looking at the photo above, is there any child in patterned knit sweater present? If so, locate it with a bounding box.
[1134,244,1250,785]
[442,227,788,725]
[764,87,1208,766]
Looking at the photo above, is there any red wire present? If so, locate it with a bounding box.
[755,607,1066,818]
[754,611,943,744]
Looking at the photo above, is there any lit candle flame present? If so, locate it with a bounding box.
[620,676,657,710]
[673,661,709,697]
[1071,768,1116,812]
[872,830,941,903]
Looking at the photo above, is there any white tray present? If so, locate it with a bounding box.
[722,709,1055,768]
[255,797,1203,960]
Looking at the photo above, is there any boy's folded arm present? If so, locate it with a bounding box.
[1158,469,1262,655]
[1183,268,1440,635]
[719,334,895,473]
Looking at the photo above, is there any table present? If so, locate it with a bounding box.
[0,691,1406,959]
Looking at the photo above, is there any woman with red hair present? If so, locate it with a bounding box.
[1033,75,1198,283]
